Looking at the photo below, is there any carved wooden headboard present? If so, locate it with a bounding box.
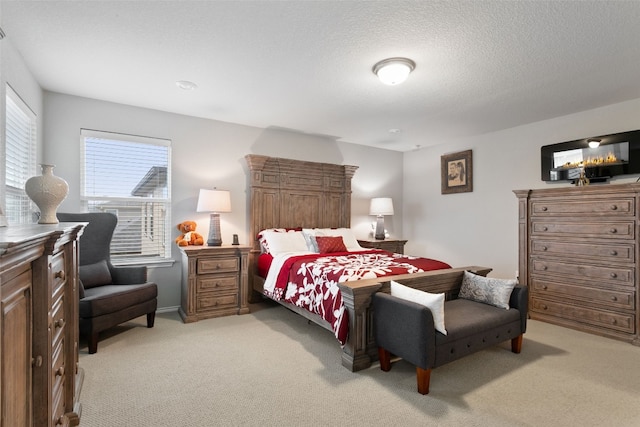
[244,155,358,286]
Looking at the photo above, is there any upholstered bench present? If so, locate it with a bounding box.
[373,272,528,394]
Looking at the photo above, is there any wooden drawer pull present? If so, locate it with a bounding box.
[541,226,548,231]
[541,304,548,310]
[542,285,548,290]
[216,264,221,269]
[540,265,547,271]
[32,355,43,367]
[54,318,66,329]
[611,319,617,325]
[609,228,617,234]
[56,366,64,377]
[541,246,548,251]
[610,204,618,210]
[611,296,618,302]
[541,206,548,211]
[610,250,618,256]
[55,270,65,280]
[610,272,618,278]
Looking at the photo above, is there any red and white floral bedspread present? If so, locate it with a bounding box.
[262,250,451,345]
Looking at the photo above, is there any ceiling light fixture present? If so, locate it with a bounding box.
[587,138,601,148]
[372,57,416,85]
[176,80,198,90]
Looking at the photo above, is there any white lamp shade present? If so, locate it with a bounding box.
[370,197,394,216]
[196,189,231,213]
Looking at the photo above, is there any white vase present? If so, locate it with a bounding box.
[25,164,69,224]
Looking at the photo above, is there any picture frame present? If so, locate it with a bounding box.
[441,149,473,194]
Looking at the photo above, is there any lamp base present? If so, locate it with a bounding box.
[374,215,386,240]
[207,213,223,246]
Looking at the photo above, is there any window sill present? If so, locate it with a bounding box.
[113,259,175,268]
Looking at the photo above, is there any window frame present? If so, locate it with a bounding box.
[80,129,172,266]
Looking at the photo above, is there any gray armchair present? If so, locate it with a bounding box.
[58,212,158,354]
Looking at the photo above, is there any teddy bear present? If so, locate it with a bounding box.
[175,221,204,246]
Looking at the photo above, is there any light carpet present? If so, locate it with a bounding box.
[78,301,640,427]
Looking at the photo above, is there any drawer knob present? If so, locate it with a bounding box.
[610,250,618,256]
[54,318,65,329]
[541,206,548,211]
[56,366,65,377]
[609,228,617,234]
[610,272,618,278]
[541,226,548,232]
[216,264,221,269]
[32,355,43,367]
[540,265,548,271]
[541,304,548,310]
[541,246,548,251]
[611,319,617,325]
[610,204,618,210]
[542,285,548,290]
[55,270,65,280]
[611,296,618,301]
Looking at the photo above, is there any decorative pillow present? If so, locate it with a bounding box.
[390,281,447,335]
[79,260,112,289]
[316,236,348,254]
[257,228,302,253]
[262,230,310,256]
[302,231,319,253]
[459,271,517,310]
[304,228,363,251]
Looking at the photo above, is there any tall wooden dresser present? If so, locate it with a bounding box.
[515,184,640,345]
[0,223,85,427]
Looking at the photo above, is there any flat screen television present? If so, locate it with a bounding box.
[541,130,640,182]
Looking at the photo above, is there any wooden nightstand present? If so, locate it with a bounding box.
[179,245,250,323]
[357,238,408,254]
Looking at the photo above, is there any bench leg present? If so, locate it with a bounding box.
[378,347,391,371]
[417,367,432,395]
[511,334,523,353]
[147,311,156,328]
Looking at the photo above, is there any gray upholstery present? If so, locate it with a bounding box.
[373,285,528,394]
[58,212,158,354]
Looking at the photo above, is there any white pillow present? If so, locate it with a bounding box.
[304,228,364,251]
[390,281,447,335]
[262,231,310,255]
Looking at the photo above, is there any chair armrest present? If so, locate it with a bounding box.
[109,265,147,285]
[372,293,436,369]
[509,285,529,333]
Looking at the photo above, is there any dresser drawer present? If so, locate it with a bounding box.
[531,259,634,286]
[51,295,66,347]
[197,293,238,311]
[51,251,67,297]
[531,220,634,239]
[531,297,635,333]
[51,337,65,395]
[197,257,239,274]
[531,198,634,216]
[196,274,239,293]
[531,239,635,261]
[530,278,635,310]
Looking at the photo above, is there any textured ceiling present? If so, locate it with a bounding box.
[2,1,640,152]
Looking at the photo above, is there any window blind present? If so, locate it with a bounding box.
[4,85,36,224]
[80,129,171,264]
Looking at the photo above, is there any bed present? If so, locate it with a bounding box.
[245,154,491,371]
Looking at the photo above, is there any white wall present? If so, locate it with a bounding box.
[403,98,640,280]
[43,92,404,309]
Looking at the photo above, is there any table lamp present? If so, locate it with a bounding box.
[369,197,394,240]
[196,189,231,246]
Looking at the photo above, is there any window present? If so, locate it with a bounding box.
[4,85,37,224]
[81,129,171,264]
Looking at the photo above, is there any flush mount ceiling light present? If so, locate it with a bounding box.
[372,57,416,85]
[176,80,198,90]
[587,138,601,148]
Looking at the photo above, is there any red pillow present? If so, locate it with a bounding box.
[316,236,347,254]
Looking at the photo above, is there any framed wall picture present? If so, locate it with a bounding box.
[441,149,473,194]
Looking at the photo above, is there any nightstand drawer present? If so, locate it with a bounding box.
[197,257,239,274]
[197,274,238,293]
[197,293,238,311]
